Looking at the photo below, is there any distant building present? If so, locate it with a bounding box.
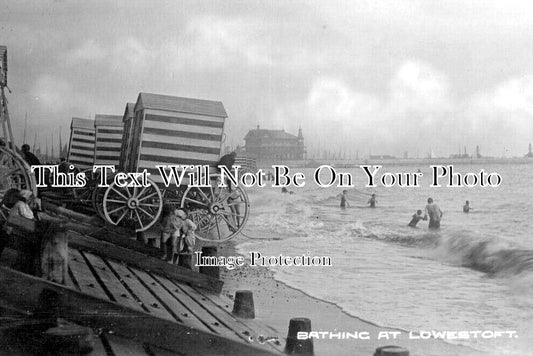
[234,146,258,173]
[450,146,470,159]
[526,143,533,158]
[244,125,305,160]
[369,155,396,160]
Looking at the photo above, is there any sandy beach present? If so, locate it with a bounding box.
[213,240,485,356]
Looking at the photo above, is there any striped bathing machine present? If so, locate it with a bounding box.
[235,153,258,174]
[124,92,226,185]
[100,92,249,241]
[118,103,135,172]
[94,114,123,167]
[67,118,95,170]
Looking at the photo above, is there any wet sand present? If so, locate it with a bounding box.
[214,241,485,356]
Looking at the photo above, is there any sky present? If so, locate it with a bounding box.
[1,0,533,158]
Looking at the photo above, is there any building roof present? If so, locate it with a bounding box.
[0,46,7,85]
[0,46,6,70]
[135,92,227,118]
[95,114,123,127]
[71,117,95,130]
[123,102,136,122]
[245,128,298,140]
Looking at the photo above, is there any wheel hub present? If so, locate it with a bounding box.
[209,202,221,214]
[127,197,139,209]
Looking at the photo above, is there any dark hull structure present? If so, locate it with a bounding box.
[0,204,284,355]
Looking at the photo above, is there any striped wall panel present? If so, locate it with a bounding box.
[68,118,95,170]
[235,156,257,172]
[94,115,123,167]
[134,112,225,186]
[119,103,136,171]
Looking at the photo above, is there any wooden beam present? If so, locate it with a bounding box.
[80,227,160,258]
[67,231,223,293]
[38,205,161,258]
[5,216,222,293]
[0,266,278,356]
[40,200,138,238]
[41,201,102,226]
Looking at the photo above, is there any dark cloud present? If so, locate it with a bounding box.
[1,0,533,157]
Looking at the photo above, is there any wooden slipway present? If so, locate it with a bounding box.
[0,214,284,355]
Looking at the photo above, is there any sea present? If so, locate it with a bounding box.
[235,162,533,355]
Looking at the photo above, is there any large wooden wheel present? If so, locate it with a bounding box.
[71,168,99,205]
[92,186,106,219]
[102,177,163,232]
[162,188,182,209]
[180,174,249,243]
[0,146,36,197]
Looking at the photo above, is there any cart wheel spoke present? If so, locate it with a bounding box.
[218,209,243,219]
[183,197,208,207]
[103,177,161,232]
[195,187,211,203]
[226,200,245,207]
[179,174,249,243]
[115,210,128,225]
[109,205,128,215]
[215,217,222,240]
[205,215,215,233]
[106,199,127,204]
[5,168,22,176]
[124,185,132,198]
[111,186,128,200]
[134,209,144,230]
[209,184,215,201]
[219,214,237,233]
[135,186,148,200]
[138,203,159,207]
[215,185,224,201]
[138,207,154,220]
[138,191,157,202]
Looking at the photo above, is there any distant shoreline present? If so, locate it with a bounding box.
[257,157,533,169]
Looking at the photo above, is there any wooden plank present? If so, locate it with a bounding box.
[176,283,255,340]
[68,249,110,300]
[6,208,143,260]
[64,266,78,290]
[103,333,149,356]
[41,201,102,225]
[149,272,243,341]
[194,288,285,353]
[148,345,184,356]
[105,260,176,322]
[128,267,211,334]
[89,335,111,356]
[37,205,136,242]
[0,266,279,356]
[2,246,75,292]
[21,211,154,259]
[149,347,180,356]
[86,228,161,258]
[67,231,223,293]
[0,307,109,356]
[81,252,145,313]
